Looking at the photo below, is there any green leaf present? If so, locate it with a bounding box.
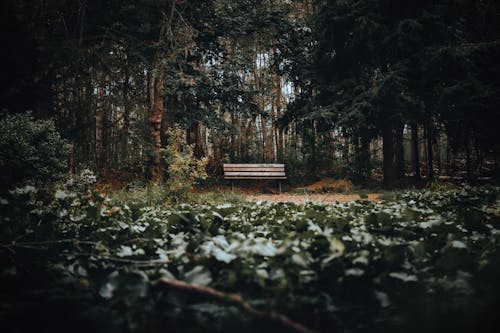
[184,266,212,286]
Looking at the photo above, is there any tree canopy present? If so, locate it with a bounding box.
[1,0,499,184]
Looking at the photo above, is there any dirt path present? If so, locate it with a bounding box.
[245,193,380,204]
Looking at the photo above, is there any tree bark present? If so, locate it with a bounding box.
[95,81,103,169]
[121,65,131,165]
[230,113,237,161]
[411,123,421,181]
[357,131,371,180]
[395,122,405,178]
[149,74,164,182]
[382,122,396,186]
[211,128,220,166]
[425,115,434,180]
[275,74,284,162]
[435,132,441,177]
[342,132,350,166]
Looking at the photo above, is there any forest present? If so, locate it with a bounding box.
[1,1,500,333]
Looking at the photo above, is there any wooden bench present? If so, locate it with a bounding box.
[223,164,286,193]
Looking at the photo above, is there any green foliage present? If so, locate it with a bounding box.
[1,184,499,332]
[188,191,245,205]
[163,126,208,201]
[426,180,459,191]
[281,0,500,181]
[110,183,169,215]
[0,112,70,188]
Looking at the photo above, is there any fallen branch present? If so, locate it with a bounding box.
[1,239,99,247]
[156,277,319,333]
[0,243,169,266]
[102,256,169,266]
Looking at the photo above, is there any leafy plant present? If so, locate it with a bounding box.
[1,184,499,333]
[162,126,208,201]
[0,112,70,189]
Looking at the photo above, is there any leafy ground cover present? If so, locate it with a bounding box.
[1,181,499,333]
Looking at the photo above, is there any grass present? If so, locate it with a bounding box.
[108,182,245,208]
[109,182,169,207]
[187,191,245,205]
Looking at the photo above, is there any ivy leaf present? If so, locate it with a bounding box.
[212,247,237,263]
[389,272,418,282]
[99,282,115,299]
[99,271,119,299]
[329,237,345,257]
[345,268,365,276]
[184,266,212,286]
[117,246,133,257]
[451,240,467,249]
[375,291,391,308]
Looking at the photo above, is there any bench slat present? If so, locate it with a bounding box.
[223,164,284,168]
[225,172,285,177]
[224,167,284,172]
[225,176,287,180]
[223,163,286,181]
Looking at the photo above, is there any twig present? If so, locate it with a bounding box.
[0,242,169,266]
[1,239,99,247]
[102,257,169,266]
[156,277,319,333]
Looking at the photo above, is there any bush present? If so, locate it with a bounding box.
[162,126,207,201]
[0,112,69,188]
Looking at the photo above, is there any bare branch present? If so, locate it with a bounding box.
[156,277,319,333]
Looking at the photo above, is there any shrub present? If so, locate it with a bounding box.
[162,126,207,201]
[0,112,70,188]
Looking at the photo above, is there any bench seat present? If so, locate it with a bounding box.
[223,164,286,179]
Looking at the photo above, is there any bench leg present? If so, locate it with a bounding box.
[231,181,234,192]
[278,180,282,194]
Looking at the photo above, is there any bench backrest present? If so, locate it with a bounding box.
[223,164,286,179]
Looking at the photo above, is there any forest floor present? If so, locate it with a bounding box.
[201,178,382,204]
[245,192,381,204]
[97,173,383,204]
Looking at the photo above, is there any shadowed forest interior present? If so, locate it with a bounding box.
[1,1,500,333]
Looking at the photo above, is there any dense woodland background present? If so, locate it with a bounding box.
[1,0,500,187]
[2,2,500,333]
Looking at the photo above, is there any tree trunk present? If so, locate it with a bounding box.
[231,113,239,161]
[411,123,421,181]
[425,116,434,180]
[435,132,441,177]
[275,74,284,162]
[121,66,131,165]
[149,74,164,182]
[382,122,396,186]
[101,76,111,169]
[95,82,103,169]
[342,132,350,169]
[148,1,173,182]
[493,151,500,178]
[395,122,405,178]
[268,103,276,163]
[466,136,472,182]
[329,130,336,171]
[211,128,220,166]
[310,120,317,176]
[189,121,205,159]
[357,132,371,180]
